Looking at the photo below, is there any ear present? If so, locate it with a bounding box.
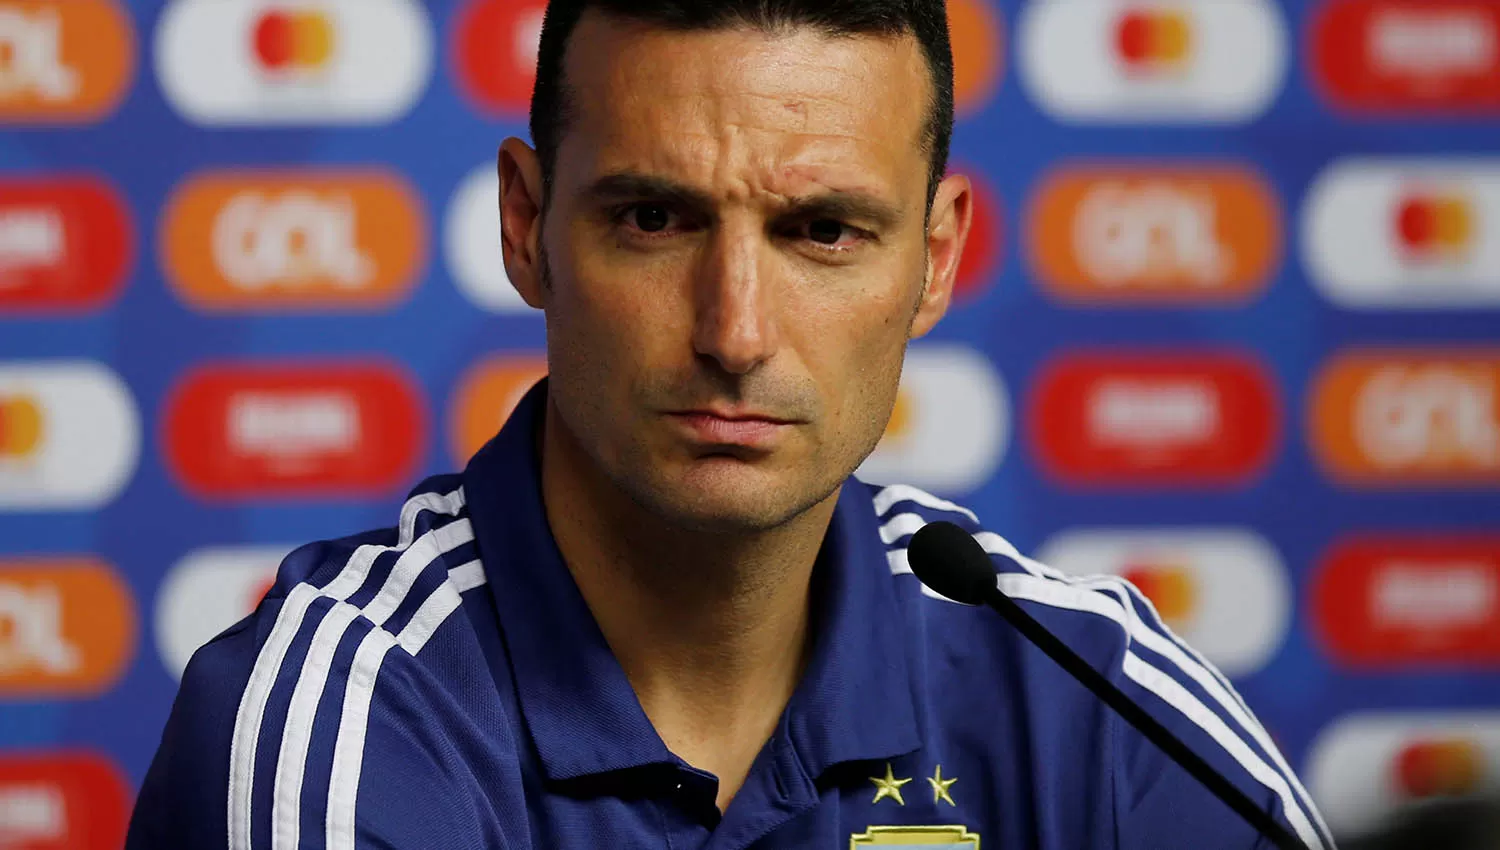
[498,137,548,309]
[910,173,973,340]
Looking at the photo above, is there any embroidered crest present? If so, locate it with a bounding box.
[850,824,980,849]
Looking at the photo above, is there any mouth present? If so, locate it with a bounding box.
[665,409,798,449]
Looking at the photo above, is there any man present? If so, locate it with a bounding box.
[128,1,1333,848]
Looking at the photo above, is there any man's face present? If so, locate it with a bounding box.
[502,13,970,532]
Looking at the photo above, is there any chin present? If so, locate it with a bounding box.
[626,461,829,533]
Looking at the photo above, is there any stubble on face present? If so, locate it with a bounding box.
[542,253,927,536]
[536,19,937,535]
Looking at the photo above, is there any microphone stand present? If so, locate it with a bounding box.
[975,581,1309,850]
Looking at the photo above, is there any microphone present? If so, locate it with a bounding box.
[907,521,1309,850]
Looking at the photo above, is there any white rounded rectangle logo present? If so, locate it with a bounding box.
[154,545,290,679]
[155,0,433,125]
[1304,159,1500,308]
[856,345,1009,496]
[1018,0,1287,123]
[1307,712,1500,836]
[1036,527,1291,677]
[0,360,139,510]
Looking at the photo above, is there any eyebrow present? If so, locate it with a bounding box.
[580,173,715,211]
[577,171,906,230]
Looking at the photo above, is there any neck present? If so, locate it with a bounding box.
[538,396,837,808]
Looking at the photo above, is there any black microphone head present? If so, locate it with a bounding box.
[907,521,997,605]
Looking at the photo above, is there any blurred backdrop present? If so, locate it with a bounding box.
[1,0,1499,846]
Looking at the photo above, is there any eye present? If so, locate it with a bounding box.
[621,204,674,233]
[807,218,847,245]
[794,217,868,250]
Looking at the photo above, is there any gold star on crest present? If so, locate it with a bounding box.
[928,764,958,806]
[869,763,912,806]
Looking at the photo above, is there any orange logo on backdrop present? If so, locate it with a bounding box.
[1029,167,1279,303]
[0,393,43,459]
[949,0,1003,113]
[449,355,547,465]
[1395,738,1484,799]
[1310,350,1500,485]
[0,0,134,123]
[0,558,135,697]
[161,171,425,312]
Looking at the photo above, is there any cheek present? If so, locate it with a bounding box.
[797,297,912,428]
[545,263,697,424]
[550,248,661,353]
[850,333,908,415]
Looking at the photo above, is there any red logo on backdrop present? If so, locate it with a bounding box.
[1395,189,1474,262]
[1120,558,1198,626]
[0,177,131,312]
[954,169,1002,300]
[1313,0,1500,112]
[1030,351,1279,486]
[0,752,129,850]
[1313,535,1500,667]
[252,8,336,76]
[1395,737,1484,799]
[452,0,547,114]
[163,361,425,499]
[1115,7,1194,73]
[248,574,277,612]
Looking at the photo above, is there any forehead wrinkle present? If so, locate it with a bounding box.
[667,128,898,215]
[584,101,902,213]
[624,84,914,202]
[564,21,929,213]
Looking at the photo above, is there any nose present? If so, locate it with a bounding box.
[691,221,779,375]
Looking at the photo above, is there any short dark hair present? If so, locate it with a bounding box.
[529,0,954,205]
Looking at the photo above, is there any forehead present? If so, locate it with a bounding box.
[556,13,932,201]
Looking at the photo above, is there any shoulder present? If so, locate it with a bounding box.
[864,480,1219,671]
[858,480,1334,850]
[862,480,1077,601]
[862,480,1153,670]
[861,479,1160,682]
[234,473,486,712]
[262,473,478,606]
[131,474,500,849]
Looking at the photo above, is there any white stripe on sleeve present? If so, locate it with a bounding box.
[870,484,979,525]
[324,630,397,850]
[268,519,475,850]
[325,564,475,850]
[228,486,466,850]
